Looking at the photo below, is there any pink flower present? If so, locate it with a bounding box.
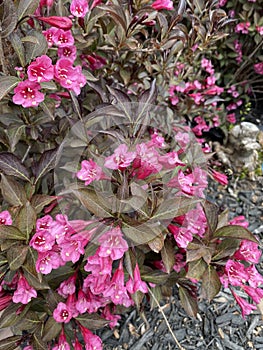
[73,338,83,350]
[53,30,74,47]
[151,0,174,10]
[57,275,76,297]
[76,289,89,314]
[40,0,54,9]
[226,113,236,123]
[60,234,87,263]
[168,225,193,248]
[256,26,263,35]
[254,62,263,75]
[233,240,261,264]
[98,227,128,260]
[13,80,45,108]
[80,325,103,350]
[225,260,249,286]
[126,263,148,294]
[235,22,250,34]
[43,27,58,47]
[27,55,54,82]
[104,144,136,170]
[101,305,121,328]
[70,0,89,17]
[210,169,228,186]
[12,275,37,304]
[30,230,55,252]
[53,302,72,323]
[54,58,86,95]
[37,16,72,30]
[36,248,65,274]
[231,290,257,318]
[84,253,113,275]
[81,53,107,70]
[242,285,263,304]
[133,143,162,179]
[229,216,249,228]
[57,45,77,61]
[173,253,186,272]
[159,151,185,169]
[0,210,12,225]
[247,265,263,288]
[76,159,103,185]
[52,329,71,350]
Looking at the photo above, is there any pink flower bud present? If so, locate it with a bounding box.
[36,16,72,30]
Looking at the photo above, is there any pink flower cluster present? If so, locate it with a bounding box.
[235,22,250,34]
[169,58,224,135]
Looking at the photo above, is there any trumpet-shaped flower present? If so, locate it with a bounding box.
[27,55,54,82]
[13,80,45,108]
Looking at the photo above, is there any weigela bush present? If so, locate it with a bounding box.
[0,0,262,349]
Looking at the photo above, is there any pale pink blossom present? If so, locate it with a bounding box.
[70,0,89,17]
[76,289,89,314]
[27,55,54,82]
[36,248,65,274]
[53,29,74,47]
[30,230,55,252]
[98,227,128,260]
[84,253,113,275]
[76,159,103,185]
[12,275,37,304]
[13,80,45,108]
[57,275,76,297]
[43,27,58,47]
[104,144,136,170]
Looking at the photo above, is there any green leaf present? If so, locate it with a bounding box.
[201,265,221,301]
[7,244,28,270]
[76,313,109,330]
[161,239,175,273]
[141,269,169,284]
[31,194,57,214]
[17,0,40,20]
[42,317,62,342]
[33,148,58,184]
[0,0,18,38]
[0,152,31,181]
[15,202,36,238]
[0,336,21,350]
[1,174,27,206]
[122,223,161,246]
[0,303,21,328]
[72,188,113,218]
[151,196,202,221]
[9,32,26,67]
[202,200,219,234]
[212,238,240,261]
[0,76,20,101]
[186,258,207,281]
[178,285,198,317]
[213,225,258,243]
[0,225,26,241]
[24,29,48,64]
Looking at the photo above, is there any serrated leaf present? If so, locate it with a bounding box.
[0,76,20,101]
[72,188,113,218]
[213,225,258,243]
[0,225,26,241]
[179,285,198,317]
[201,265,221,301]
[1,174,27,206]
[24,29,48,64]
[7,244,28,270]
[42,317,62,342]
[0,335,21,350]
[161,240,175,273]
[0,0,18,38]
[31,194,57,214]
[0,152,31,181]
[33,148,58,184]
[151,196,202,221]
[76,313,109,330]
[15,202,36,238]
[186,258,207,280]
[17,0,40,20]
[122,223,161,246]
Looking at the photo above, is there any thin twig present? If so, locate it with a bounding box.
[148,288,186,350]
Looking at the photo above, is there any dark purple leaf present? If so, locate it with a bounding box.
[0,152,30,182]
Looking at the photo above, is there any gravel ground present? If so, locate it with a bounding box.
[98,175,263,350]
